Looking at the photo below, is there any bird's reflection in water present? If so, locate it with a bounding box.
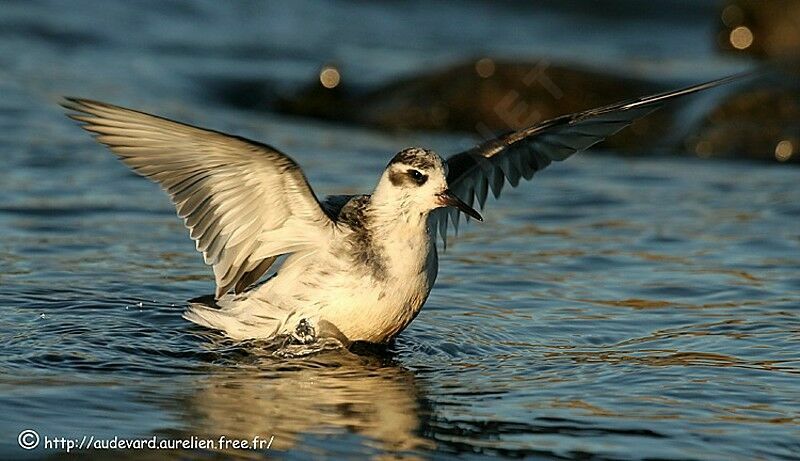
[176,342,434,458]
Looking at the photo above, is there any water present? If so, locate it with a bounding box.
[2,1,799,459]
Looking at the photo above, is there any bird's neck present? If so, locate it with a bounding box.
[367,196,429,239]
[366,197,432,270]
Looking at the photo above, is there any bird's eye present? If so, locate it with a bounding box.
[407,169,427,185]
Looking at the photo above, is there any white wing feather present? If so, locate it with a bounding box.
[63,98,333,298]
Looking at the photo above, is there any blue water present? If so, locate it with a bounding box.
[1,1,799,459]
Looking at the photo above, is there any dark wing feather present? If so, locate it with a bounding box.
[434,73,746,246]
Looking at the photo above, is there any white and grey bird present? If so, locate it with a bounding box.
[62,74,742,344]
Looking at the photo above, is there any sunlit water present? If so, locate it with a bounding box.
[2,1,799,460]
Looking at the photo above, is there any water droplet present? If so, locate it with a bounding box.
[475,58,495,79]
[319,66,341,89]
[721,5,744,27]
[775,139,794,162]
[730,26,754,50]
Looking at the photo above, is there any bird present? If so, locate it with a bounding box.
[62,73,743,344]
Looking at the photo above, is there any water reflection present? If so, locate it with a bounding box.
[176,351,432,457]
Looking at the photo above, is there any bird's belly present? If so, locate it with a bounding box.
[263,252,437,343]
[254,229,440,343]
[321,273,432,342]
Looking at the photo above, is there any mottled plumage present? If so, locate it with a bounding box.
[62,74,742,343]
[389,148,438,170]
[335,195,387,280]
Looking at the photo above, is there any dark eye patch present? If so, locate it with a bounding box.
[407,169,428,185]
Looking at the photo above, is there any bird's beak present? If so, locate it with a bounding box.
[437,189,483,222]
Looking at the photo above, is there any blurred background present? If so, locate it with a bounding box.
[2,0,799,162]
[2,1,799,460]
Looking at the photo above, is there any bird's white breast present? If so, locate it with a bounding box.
[256,215,438,343]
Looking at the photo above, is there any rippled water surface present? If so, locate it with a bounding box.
[2,1,799,460]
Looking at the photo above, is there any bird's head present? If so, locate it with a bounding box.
[372,147,482,222]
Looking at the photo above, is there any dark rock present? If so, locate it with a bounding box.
[685,78,800,163]
[212,58,797,164]
[276,60,679,151]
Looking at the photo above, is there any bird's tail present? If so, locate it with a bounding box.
[183,295,283,340]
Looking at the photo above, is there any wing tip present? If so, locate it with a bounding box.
[60,97,106,122]
[60,96,91,112]
[61,97,130,120]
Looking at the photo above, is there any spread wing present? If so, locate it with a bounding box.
[63,98,333,298]
[433,74,745,246]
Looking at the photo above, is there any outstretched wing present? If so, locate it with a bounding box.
[63,98,333,298]
[433,73,745,246]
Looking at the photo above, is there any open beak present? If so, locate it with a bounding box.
[437,189,483,222]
